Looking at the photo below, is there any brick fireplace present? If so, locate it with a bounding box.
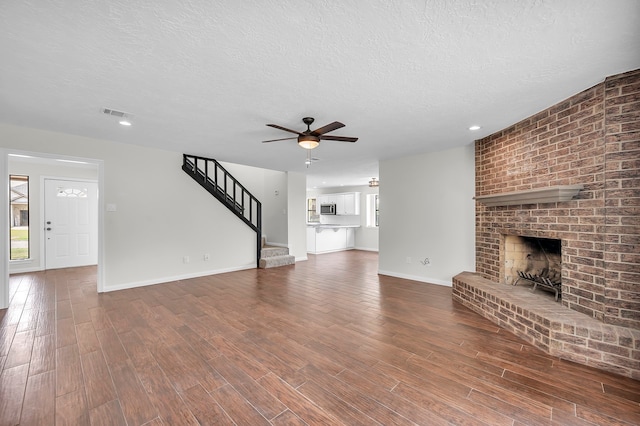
[453,69,640,379]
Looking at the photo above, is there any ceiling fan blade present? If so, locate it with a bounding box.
[266,124,303,135]
[311,121,345,136]
[262,136,297,143]
[320,135,358,142]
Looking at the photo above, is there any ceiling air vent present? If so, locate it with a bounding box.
[101,107,132,119]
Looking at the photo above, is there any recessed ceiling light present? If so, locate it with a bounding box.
[469,125,481,131]
[119,120,132,126]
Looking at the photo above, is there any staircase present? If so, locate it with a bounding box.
[182,154,296,270]
[182,154,262,268]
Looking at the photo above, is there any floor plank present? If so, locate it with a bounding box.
[55,344,83,397]
[80,350,117,409]
[21,370,55,425]
[1,251,639,425]
[0,364,29,425]
[180,384,236,426]
[88,399,128,426]
[109,360,158,425]
[55,389,89,426]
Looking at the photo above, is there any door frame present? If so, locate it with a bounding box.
[1,149,105,309]
[42,176,99,271]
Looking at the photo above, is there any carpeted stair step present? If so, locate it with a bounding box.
[259,254,295,269]
[259,245,295,269]
[261,246,291,258]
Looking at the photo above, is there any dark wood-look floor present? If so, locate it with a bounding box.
[1,251,639,425]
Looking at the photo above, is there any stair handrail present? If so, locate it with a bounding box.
[182,154,262,267]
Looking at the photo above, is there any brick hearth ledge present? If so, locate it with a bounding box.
[453,272,640,379]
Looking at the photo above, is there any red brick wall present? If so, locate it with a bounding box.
[475,69,639,330]
[603,71,640,328]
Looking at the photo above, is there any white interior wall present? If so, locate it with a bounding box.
[221,162,288,246]
[287,172,307,261]
[1,124,260,292]
[378,144,475,286]
[263,170,288,245]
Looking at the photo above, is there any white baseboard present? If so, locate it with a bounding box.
[354,246,379,252]
[307,247,354,255]
[377,269,452,287]
[102,263,256,293]
[9,259,43,274]
[265,241,288,248]
[9,265,43,274]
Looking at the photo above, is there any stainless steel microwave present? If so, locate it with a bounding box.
[320,203,336,215]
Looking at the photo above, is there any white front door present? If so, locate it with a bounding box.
[44,179,98,269]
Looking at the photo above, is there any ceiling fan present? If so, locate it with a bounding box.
[263,117,358,149]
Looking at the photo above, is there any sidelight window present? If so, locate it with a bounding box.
[10,175,29,260]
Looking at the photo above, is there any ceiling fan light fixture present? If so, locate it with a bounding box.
[369,178,379,187]
[298,135,320,149]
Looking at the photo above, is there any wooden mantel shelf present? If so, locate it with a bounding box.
[474,185,584,207]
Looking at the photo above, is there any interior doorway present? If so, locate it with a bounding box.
[2,150,104,310]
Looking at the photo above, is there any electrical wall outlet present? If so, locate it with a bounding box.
[204,254,210,261]
[406,257,412,264]
[183,256,190,264]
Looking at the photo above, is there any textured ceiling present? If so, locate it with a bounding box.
[1,0,639,188]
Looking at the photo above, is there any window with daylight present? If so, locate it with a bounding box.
[366,193,379,228]
[10,175,29,260]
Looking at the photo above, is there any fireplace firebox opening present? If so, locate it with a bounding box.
[503,235,562,300]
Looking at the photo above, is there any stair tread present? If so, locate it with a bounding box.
[259,254,295,269]
[261,247,290,258]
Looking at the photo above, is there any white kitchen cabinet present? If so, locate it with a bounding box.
[317,192,360,215]
[342,193,359,215]
[315,228,346,253]
[335,195,345,214]
[346,228,355,248]
[307,227,316,252]
[326,194,339,206]
[307,225,359,254]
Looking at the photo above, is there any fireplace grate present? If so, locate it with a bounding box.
[514,271,562,301]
